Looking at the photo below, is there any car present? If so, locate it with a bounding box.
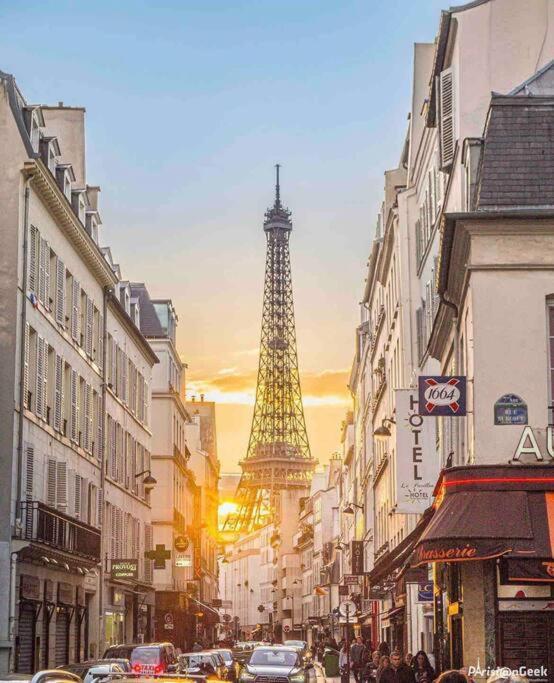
[0,671,81,683]
[238,646,313,683]
[179,652,226,678]
[282,641,310,661]
[126,643,178,675]
[59,658,131,683]
[211,649,237,681]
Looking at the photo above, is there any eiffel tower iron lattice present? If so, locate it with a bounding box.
[229,166,316,533]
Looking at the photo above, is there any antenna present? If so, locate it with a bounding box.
[275,163,281,207]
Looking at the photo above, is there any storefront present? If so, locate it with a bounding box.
[411,464,554,672]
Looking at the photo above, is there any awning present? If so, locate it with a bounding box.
[189,597,220,622]
[411,464,554,567]
[368,507,434,586]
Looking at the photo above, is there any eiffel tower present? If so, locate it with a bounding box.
[229,166,316,533]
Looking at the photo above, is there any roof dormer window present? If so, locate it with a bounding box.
[64,173,72,200]
[78,196,86,224]
[30,112,40,152]
[86,211,99,243]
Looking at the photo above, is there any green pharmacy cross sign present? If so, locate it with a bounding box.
[145,544,171,569]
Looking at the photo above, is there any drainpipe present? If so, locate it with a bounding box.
[98,285,110,654]
[10,179,32,671]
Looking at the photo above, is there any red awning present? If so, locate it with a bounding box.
[411,465,554,567]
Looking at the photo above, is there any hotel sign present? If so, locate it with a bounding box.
[395,390,437,514]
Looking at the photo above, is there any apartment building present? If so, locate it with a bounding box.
[348,0,554,667]
[0,72,158,673]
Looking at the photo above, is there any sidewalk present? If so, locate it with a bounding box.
[314,661,352,683]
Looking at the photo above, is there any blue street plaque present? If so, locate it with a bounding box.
[494,394,528,425]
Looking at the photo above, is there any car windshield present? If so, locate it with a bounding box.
[130,647,160,664]
[181,655,210,667]
[218,652,232,663]
[249,650,299,667]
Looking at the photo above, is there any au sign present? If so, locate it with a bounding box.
[512,426,554,462]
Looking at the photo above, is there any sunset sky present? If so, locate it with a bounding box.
[1,0,446,471]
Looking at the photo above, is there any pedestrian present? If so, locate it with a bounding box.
[378,650,416,683]
[411,651,435,683]
[434,673,468,683]
[362,650,380,683]
[329,636,339,650]
[376,655,390,683]
[350,636,368,683]
[378,642,390,657]
[339,642,350,683]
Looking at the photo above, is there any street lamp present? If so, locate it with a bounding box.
[135,469,157,492]
[343,503,364,515]
[373,417,396,439]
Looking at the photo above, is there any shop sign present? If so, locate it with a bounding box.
[501,558,554,583]
[338,585,350,596]
[44,579,54,603]
[20,574,40,601]
[343,575,360,586]
[175,553,192,568]
[351,541,364,575]
[498,599,554,612]
[111,559,138,580]
[418,376,466,416]
[417,582,433,603]
[395,390,437,514]
[512,426,554,462]
[164,612,174,630]
[58,581,74,606]
[494,394,528,426]
[174,535,189,552]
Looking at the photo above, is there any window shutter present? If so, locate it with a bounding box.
[110,419,117,479]
[56,461,67,511]
[83,383,90,451]
[28,225,38,293]
[98,314,104,371]
[38,237,46,304]
[74,474,82,518]
[71,279,80,341]
[425,281,433,341]
[122,354,127,404]
[111,340,117,390]
[116,507,123,558]
[47,459,57,507]
[110,504,116,558]
[416,307,424,363]
[145,524,153,582]
[439,68,455,169]
[86,298,93,357]
[97,488,103,529]
[54,354,63,432]
[55,258,65,324]
[42,342,48,422]
[96,393,103,460]
[23,323,30,409]
[25,445,34,500]
[70,369,78,442]
[35,336,44,419]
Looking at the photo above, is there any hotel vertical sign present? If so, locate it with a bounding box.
[395,389,437,514]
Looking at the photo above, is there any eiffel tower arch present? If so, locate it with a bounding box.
[228,166,316,533]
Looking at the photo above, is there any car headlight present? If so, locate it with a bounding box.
[290,674,305,682]
[240,672,256,681]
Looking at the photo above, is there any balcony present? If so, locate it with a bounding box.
[16,501,101,562]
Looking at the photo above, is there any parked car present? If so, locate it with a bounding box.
[128,643,178,675]
[58,660,128,683]
[102,645,137,660]
[0,671,81,683]
[283,641,310,661]
[231,643,255,665]
[211,649,237,681]
[238,646,313,683]
[179,652,225,678]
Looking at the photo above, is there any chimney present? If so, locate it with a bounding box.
[42,105,86,186]
[87,185,101,211]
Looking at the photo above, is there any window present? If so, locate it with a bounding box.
[64,172,72,200]
[30,113,40,152]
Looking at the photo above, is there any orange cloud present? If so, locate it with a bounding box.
[187,368,350,406]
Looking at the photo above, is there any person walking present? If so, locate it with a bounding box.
[376,655,390,683]
[378,650,416,683]
[350,636,368,683]
[339,642,350,683]
[363,650,381,683]
[411,651,435,683]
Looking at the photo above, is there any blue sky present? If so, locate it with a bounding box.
[1,0,447,468]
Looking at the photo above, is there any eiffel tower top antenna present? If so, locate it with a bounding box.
[275,163,281,207]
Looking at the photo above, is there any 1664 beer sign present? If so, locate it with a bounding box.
[418,376,467,416]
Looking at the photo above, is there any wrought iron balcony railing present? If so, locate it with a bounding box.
[16,500,101,562]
